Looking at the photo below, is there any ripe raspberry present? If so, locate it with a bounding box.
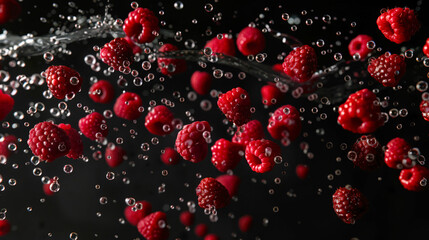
[137,211,169,240]
[232,120,264,149]
[238,215,253,233]
[44,65,83,100]
[179,211,195,226]
[0,135,16,158]
[194,223,208,238]
[295,164,309,180]
[245,139,281,173]
[113,92,143,120]
[27,121,70,162]
[0,219,10,236]
[89,80,114,104]
[124,200,152,226]
[125,36,142,55]
[0,0,21,24]
[272,63,283,73]
[196,177,230,209]
[157,43,187,76]
[367,53,406,87]
[217,87,251,126]
[43,179,56,196]
[58,123,83,159]
[0,90,14,121]
[349,135,383,170]
[204,234,219,240]
[211,138,242,172]
[377,7,420,44]
[123,7,159,44]
[261,83,284,106]
[332,186,368,224]
[267,105,301,144]
[282,45,317,83]
[420,100,429,121]
[337,89,384,134]
[160,147,180,165]
[205,34,236,56]
[145,105,174,136]
[399,165,429,191]
[236,26,265,56]
[79,112,108,141]
[105,143,127,168]
[424,38,429,58]
[175,121,211,163]
[100,38,134,70]
[384,137,414,169]
[216,174,240,197]
[348,34,373,59]
[191,71,212,95]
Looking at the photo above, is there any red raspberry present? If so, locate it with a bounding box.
[89,80,114,104]
[160,147,180,165]
[332,186,368,224]
[124,200,152,226]
[295,164,309,180]
[399,165,429,191]
[137,211,169,240]
[27,121,70,162]
[348,34,373,59]
[78,112,108,141]
[238,215,253,233]
[367,53,406,87]
[179,211,195,226]
[196,177,230,209]
[267,105,301,143]
[424,38,429,58]
[216,174,240,197]
[282,45,317,83]
[191,71,212,95]
[0,0,21,24]
[205,34,236,56]
[211,139,242,172]
[44,65,83,100]
[125,36,142,54]
[272,63,283,73]
[236,26,265,56]
[157,43,187,76]
[204,234,219,240]
[384,137,414,169]
[0,90,14,121]
[43,179,56,196]
[245,139,281,173]
[349,135,383,170]
[105,143,127,168]
[175,121,211,163]
[194,223,208,237]
[337,89,384,134]
[58,124,83,159]
[0,219,10,237]
[217,87,251,126]
[113,92,143,120]
[376,7,420,44]
[232,120,264,149]
[420,100,429,121]
[100,38,134,71]
[145,105,174,136]
[0,135,16,158]
[261,83,284,106]
[123,7,159,44]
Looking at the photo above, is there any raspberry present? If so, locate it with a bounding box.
[367,53,406,87]
[194,223,208,238]
[89,80,114,104]
[100,38,134,71]
[332,186,368,224]
[420,100,429,121]
[0,219,10,236]
[399,165,429,191]
[245,139,281,173]
[272,63,283,73]
[0,0,21,24]
[124,200,152,226]
[337,89,384,134]
[105,143,127,168]
[175,121,211,163]
[157,43,187,76]
[160,147,180,165]
[236,26,265,56]
[238,215,253,233]
[211,138,242,172]
[58,123,83,159]
[282,45,317,83]
[267,105,301,144]
[123,7,159,44]
[295,164,309,180]
[261,83,284,106]
[376,7,420,44]
[43,179,56,196]
[0,90,14,121]
[216,174,240,197]
[196,177,230,209]
[384,137,414,169]
[44,65,83,100]
[113,92,143,120]
[348,34,373,59]
[179,211,195,226]
[125,36,142,55]
[78,112,108,141]
[349,135,383,170]
[137,211,169,240]
[217,87,251,126]
[191,71,212,95]
[27,121,70,162]
[424,38,429,58]
[145,105,174,136]
[0,135,16,158]
[232,120,264,149]
[205,34,236,56]
[204,234,219,240]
